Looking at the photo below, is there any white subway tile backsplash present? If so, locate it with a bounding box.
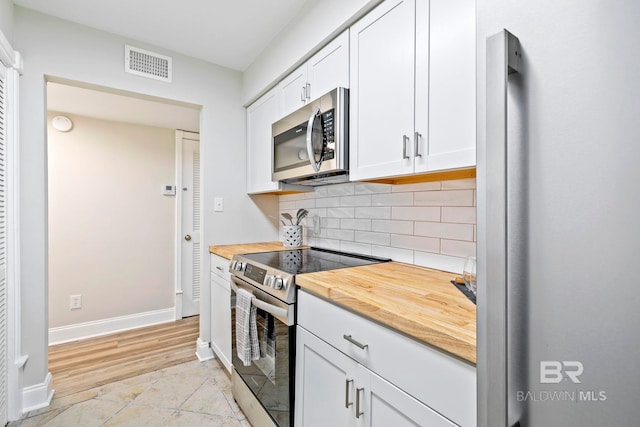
[391,206,441,222]
[414,251,466,274]
[391,181,442,192]
[341,218,372,231]
[279,179,477,273]
[327,228,354,241]
[354,231,391,246]
[372,220,414,235]
[340,241,372,255]
[295,199,316,209]
[355,183,393,194]
[371,245,414,264]
[316,197,341,208]
[355,207,391,219]
[441,178,476,190]
[414,189,474,206]
[415,222,474,241]
[441,239,476,258]
[390,234,440,253]
[372,192,414,206]
[327,207,355,219]
[340,194,372,207]
[327,183,355,196]
[441,207,476,224]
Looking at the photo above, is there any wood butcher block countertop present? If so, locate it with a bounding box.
[209,242,476,364]
[296,262,477,364]
[209,241,306,260]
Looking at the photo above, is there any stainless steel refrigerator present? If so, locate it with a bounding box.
[476,0,640,425]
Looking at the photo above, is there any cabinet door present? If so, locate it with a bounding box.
[421,0,476,172]
[279,63,308,117]
[307,30,350,101]
[295,326,357,427]
[350,0,416,181]
[246,87,281,194]
[362,367,457,427]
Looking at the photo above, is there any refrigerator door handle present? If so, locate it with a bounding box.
[480,29,521,427]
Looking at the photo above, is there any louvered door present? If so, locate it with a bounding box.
[180,132,200,317]
[0,62,9,426]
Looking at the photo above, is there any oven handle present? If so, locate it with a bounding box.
[230,280,289,321]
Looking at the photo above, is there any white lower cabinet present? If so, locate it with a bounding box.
[296,290,476,427]
[210,254,232,371]
[296,326,455,426]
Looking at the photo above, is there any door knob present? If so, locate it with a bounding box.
[184,235,192,241]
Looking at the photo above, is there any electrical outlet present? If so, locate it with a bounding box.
[70,294,82,310]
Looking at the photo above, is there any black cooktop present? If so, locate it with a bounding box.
[241,247,391,275]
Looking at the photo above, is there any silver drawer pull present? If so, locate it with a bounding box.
[343,334,368,349]
[356,387,364,419]
[345,379,353,408]
[216,266,224,271]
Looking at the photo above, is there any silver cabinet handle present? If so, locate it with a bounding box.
[343,334,368,349]
[306,82,311,100]
[414,131,422,157]
[184,234,192,241]
[355,387,364,419]
[345,379,353,408]
[215,266,223,272]
[481,29,521,427]
[402,135,410,159]
[301,86,306,102]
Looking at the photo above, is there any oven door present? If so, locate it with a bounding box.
[230,277,295,427]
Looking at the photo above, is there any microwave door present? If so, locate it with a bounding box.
[305,106,325,172]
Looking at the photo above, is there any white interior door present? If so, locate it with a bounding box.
[179,131,200,317]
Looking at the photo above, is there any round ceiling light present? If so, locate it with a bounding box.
[51,115,73,132]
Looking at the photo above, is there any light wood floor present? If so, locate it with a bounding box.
[48,316,200,398]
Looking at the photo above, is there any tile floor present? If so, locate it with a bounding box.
[9,359,251,427]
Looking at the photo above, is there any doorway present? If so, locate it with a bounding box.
[46,81,201,346]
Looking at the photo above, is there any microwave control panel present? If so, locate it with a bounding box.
[322,109,335,159]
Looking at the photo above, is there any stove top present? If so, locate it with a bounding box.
[240,247,390,275]
[230,247,391,303]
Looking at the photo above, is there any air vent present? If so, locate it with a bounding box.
[124,45,172,82]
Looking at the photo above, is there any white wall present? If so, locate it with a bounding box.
[280,180,477,274]
[242,0,383,104]
[47,112,175,328]
[0,0,12,43]
[14,7,278,394]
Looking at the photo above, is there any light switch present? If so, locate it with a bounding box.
[214,197,224,212]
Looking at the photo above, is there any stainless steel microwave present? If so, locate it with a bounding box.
[272,87,348,185]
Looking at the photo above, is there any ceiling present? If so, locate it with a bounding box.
[47,82,201,132]
[13,0,313,71]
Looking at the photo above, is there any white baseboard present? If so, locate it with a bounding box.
[211,341,232,373]
[48,308,176,345]
[195,337,214,362]
[22,372,54,414]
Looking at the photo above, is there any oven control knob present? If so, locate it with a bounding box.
[264,274,275,288]
[233,261,245,272]
[273,276,284,290]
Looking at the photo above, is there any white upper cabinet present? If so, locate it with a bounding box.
[427,0,476,171]
[350,0,476,181]
[349,0,417,180]
[279,30,350,117]
[246,87,281,194]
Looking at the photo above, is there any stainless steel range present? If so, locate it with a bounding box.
[229,247,391,427]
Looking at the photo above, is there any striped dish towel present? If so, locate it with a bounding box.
[236,288,260,366]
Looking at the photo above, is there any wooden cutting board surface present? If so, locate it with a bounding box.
[296,262,477,364]
[209,241,307,260]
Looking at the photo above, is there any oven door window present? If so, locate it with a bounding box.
[232,297,292,426]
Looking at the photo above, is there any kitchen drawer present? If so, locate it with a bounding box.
[298,289,476,427]
[210,253,230,281]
